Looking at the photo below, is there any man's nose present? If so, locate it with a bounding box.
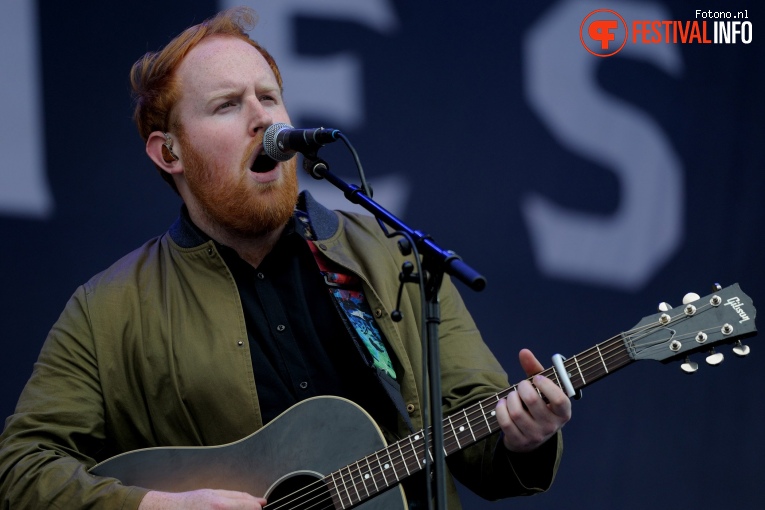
[248,98,273,134]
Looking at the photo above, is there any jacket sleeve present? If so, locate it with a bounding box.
[0,285,148,509]
[434,275,563,500]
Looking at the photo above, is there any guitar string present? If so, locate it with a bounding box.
[313,310,720,509]
[265,484,331,510]
[550,300,719,391]
[267,321,687,508]
[276,333,708,509]
[436,306,721,458]
[443,301,727,454]
[262,427,432,510]
[264,334,632,510]
[265,301,728,509]
[433,301,732,491]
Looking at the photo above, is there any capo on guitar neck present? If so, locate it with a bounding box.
[551,354,583,400]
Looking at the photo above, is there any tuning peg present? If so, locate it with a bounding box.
[680,357,699,374]
[705,348,724,366]
[682,292,701,305]
[658,302,673,312]
[733,340,751,357]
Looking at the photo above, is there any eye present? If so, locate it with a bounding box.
[216,100,236,111]
[259,94,277,104]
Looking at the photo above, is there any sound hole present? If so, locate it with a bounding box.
[266,471,332,510]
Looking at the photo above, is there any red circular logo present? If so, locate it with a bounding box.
[580,9,628,57]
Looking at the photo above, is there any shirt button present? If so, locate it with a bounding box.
[374,308,383,318]
[276,324,286,332]
[299,381,308,389]
[257,272,265,280]
[406,403,416,413]
[237,341,244,346]
[319,243,328,251]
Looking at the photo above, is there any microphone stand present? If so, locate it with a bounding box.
[303,155,486,510]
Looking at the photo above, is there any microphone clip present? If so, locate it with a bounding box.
[391,260,420,323]
[303,155,329,180]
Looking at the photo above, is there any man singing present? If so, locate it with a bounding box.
[0,7,570,509]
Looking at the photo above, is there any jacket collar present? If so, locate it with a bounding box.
[168,190,339,248]
[297,189,339,240]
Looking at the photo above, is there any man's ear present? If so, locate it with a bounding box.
[147,131,182,175]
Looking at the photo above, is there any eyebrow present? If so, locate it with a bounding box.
[205,88,241,107]
[203,83,282,107]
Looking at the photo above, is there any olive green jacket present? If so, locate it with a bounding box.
[0,192,561,509]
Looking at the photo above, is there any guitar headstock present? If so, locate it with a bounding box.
[625,283,757,372]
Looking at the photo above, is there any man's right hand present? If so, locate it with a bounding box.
[138,489,267,509]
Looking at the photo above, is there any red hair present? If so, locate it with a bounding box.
[129,7,283,191]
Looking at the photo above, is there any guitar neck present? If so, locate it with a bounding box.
[323,336,632,509]
[541,335,634,396]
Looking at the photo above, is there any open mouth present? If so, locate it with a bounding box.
[250,151,278,173]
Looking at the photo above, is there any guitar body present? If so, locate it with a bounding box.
[91,396,407,510]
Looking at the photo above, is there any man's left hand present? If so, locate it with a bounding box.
[495,348,572,453]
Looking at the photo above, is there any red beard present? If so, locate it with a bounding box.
[179,130,299,239]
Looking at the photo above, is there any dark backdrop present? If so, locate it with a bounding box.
[1,1,762,509]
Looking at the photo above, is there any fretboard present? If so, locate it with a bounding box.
[323,336,633,509]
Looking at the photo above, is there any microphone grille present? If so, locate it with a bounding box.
[263,123,294,161]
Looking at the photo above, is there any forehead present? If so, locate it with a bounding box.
[175,35,278,100]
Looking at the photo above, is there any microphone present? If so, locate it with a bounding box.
[263,123,341,161]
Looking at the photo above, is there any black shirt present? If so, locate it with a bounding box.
[182,210,395,430]
[181,209,426,508]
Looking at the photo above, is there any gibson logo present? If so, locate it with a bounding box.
[725,297,750,323]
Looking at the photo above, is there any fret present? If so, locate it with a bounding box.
[396,441,411,476]
[550,367,562,390]
[480,401,493,435]
[446,415,460,450]
[364,456,379,493]
[354,460,371,498]
[403,435,419,473]
[384,447,400,482]
[338,466,352,507]
[463,408,477,441]
[487,394,500,433]
[572,355,586,385]
[330,471,348,509]
[344,464,360,504]
[373,451,389,487]
[595,344,609,373]
[447,409,471,447]
[387,442,409,480]
[552,365,565,391]
[408,434,426,468]
[563,359,580,388]
[412,432,432,466]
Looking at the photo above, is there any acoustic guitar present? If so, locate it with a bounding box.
[91,283,757,509]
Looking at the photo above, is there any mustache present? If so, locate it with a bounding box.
[240,133,265,169]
